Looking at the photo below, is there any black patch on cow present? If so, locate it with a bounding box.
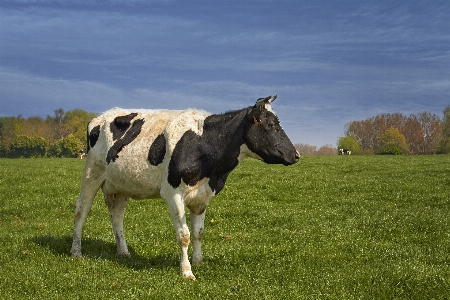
[110,113,138,141]
[87,125,101,153]
[148,134,166,166]
[168,109,250,194]
[106,118,145,164]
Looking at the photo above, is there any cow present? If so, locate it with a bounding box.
[70,95,300,280]
[339,148,351,155]
[77,149,87,159]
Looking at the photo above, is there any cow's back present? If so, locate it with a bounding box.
[87,108,212,199]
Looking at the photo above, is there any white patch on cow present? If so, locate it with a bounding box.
[103,107,164,115]
[183,177,215,214]
[264,103,277,116]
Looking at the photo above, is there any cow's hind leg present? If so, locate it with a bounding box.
[104,193,130,256]
[71,162,105,257]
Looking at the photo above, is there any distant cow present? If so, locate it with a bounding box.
[70,96,300,280]
[339,148,351,155]
[77,150,86,159]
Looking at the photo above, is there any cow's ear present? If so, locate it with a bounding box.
[248,108,263,125]
[255,95,277,107]
[254,95,277,116]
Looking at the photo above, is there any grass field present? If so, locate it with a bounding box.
[0,156,449,299]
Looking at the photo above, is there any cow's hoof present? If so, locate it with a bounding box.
[70,249,82,257]
[117,252,131,257]
[192,257,203,266]
[182,270,196,281]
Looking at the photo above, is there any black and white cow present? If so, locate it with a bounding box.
[77,149,87,159]
[339,148,352,155]
[70,95,300,280]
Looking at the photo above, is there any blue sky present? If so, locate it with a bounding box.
[1,0,449,146]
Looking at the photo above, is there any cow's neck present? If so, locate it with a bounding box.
[168,107,251,194]
[201,108,251,191]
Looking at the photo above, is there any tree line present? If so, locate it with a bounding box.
[0,109,97,158]
[338,106,450,155]
[2,106,449,158]
[294,144,338,156]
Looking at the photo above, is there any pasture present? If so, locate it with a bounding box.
[0,156,449,299]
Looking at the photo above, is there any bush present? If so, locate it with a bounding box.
[8,135,48,158]
[48,134,85,158]
[337,136,361,154]
[377,146,404,155]
[377,127,409,155]
[436,138,450,154]
[0,142,8,157]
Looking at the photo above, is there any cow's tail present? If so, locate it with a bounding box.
[86,122,91,153]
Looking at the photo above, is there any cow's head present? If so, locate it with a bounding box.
[244,95,300,166]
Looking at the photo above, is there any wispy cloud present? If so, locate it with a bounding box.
[1,1,449,146]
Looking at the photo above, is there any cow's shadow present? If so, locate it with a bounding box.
[30,235,179,270]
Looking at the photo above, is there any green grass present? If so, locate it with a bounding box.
[0,156,449,299]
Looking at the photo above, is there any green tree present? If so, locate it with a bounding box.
[377,127,410,155]
[0,117,17,156]
[47,108,68,141]
[337,136,361,154]
[64,109,97,144]
[437,106,450,154]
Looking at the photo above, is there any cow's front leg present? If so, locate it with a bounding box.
[104,193,130,256]
[165,194,195,280]
[190,209,206,265]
